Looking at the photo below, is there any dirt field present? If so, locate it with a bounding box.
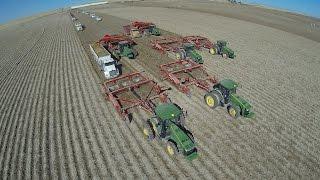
[1,0,320,179]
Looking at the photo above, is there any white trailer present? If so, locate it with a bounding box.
[89,43,120,79]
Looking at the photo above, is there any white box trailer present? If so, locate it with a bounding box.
[89,43,120,79]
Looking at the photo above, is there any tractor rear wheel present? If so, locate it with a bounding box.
[175,50,186,60]
[143,120,155,140]
[166,141,179,156]
[209,48,216,55]
[204,92,220,109]
[227,105,240,118]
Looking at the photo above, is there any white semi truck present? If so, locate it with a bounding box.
[89,43,120,79]
[75,22,83,31]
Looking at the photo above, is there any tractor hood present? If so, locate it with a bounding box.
[122,46,135,59]
[151,27,161,36]
[230,94,254,118]
[222,46,235,59]
[155,103,182,121]
[169,123,198,160]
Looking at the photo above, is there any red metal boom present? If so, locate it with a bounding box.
[160,60,217,95]
[103,72,169,120]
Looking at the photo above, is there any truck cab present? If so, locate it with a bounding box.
[99,57,119,79]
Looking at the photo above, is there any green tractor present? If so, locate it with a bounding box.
[212,40,235,59]
[204,79,254,118]
[176,43,203,64]
[147,24,161,36]
[116,41,138,59]
[143,103,199,160]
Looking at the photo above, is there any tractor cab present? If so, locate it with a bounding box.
[148,24,160,36]
[118,41,131,51]
[154,103,184,125]
[183,43,196,51]
[183,43,203,64]
[213,79,238,103]
[216,40,227,47]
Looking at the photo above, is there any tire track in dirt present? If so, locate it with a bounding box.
[0,14,56,179]
[0,27,48,180]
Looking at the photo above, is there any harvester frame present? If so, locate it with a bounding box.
[99,34,138,59]
[151,36,203,63]
[160,60,217,96]
[151,36,183,54]
[123,21,160,38]
[102,71,169,120]
[182,35,215,53]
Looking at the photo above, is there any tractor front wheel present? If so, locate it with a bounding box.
[166,141,178,156]
[227,105,240,119]
[143,120,155,140]
[204,92,220,109]
[222,53,228,59]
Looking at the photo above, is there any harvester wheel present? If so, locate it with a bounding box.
[166,141,178,156]
[227,105,240,118]
[204,92,220,109]
[143,120,155,140]
[209,48,216,55]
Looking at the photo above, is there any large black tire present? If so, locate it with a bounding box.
[166,141,179,156]
[227,105,241,119]
[175,49,186,60]
[186,130,195,142]
[204,92,220,109]
[143,120,155,140]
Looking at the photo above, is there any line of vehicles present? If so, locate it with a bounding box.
[81,10,102,21]
[71,10,254,161]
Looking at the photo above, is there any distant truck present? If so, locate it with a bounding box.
[89,43,120,79]
[74,22,84,31]
[95,16,102,21]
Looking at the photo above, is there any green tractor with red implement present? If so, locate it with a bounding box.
[143,103,198,160]
[204,79,254,118]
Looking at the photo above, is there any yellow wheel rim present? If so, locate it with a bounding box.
[175,53,181,60]
[167,145,174,155]
[229,108,236,117]
[209,48,215,55]
[143,128,149,136]
[206,96,215,107]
